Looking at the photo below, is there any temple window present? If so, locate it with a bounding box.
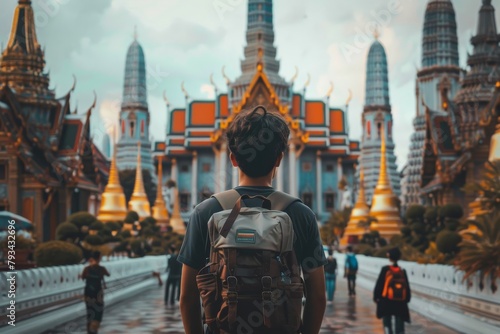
[302,192,313,209]
[121,120,125,135]
[0,163,6,181]
[367,121,371,138]
[258,33,262,41]
[377,122,381,139]
[302,162,312,172]
[326,163,334,172]
[180,193,190,212]
[325,193,335,210]
[202,163,211,172]
[130,121,135,137]
[180,164,189,173]
[140,120,145,136]
[388,121,392,139]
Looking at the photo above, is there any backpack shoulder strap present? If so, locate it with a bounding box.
[212,189,241,210]
[267,191,301,211]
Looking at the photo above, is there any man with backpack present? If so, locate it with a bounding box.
[344,246,358,296]
[324,248,337,302]
[178,106,327,334]
[373,247,411,334]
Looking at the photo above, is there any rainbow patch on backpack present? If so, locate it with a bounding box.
[235,229,256,244]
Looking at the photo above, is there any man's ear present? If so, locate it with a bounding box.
[275,152,284,167]
[229,152,239,167]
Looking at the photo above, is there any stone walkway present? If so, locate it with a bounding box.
[45,278,459,333]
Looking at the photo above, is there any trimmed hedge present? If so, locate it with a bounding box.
[55,223,79,240]
[436,230,462,254]
[84,235,105,246]
[66,212,98,229]
[35,241,83,267]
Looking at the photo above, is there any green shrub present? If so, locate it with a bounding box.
[55,223,79,240]
[444,219,460,231]
[405,205,426,222]
[124,211,139,224]
[121,230,132,238]
[373,246,393,258]
[436,230,462,254]
[35,241,83,267]
[356,244,374,256]
[400,226,412,237]
[424,206,439,222]
[103,235,123,243]
[89,221,104,231]
[84,235,104,246]
[141,217,156,225]
[147,246,166,256]
[390,235,403,246]
[106,222,121,231]
[439,204,463,220]
[411,222,426,234]
[66,212,98,229]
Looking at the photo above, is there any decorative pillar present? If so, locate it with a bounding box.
[219,143,227,191]
[171,158,178,187]
[213,149,220,193]
[277,166,283,192]
[232,166,238,188]
[316,150,322,214]
[337,157,343,208]
[191,152,198,209]
[289,143,297,197]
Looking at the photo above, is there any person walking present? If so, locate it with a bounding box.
[373,247,411,334]
[324,248,337,302]
[178,106,327,334]
[80,251,110,334]
[344,246,358,296]
[165,246,182,305]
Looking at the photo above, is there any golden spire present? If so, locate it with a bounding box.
[369,125,402,240]
[97,128,127,222]
[152,155,169,226]
[128,142,151,220]
[341,164,370,246]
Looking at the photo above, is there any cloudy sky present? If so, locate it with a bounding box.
[1,0,497,168]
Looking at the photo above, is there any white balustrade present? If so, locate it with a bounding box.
[0,255,167,321]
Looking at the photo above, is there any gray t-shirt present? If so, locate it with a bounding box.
[178,186,327,272]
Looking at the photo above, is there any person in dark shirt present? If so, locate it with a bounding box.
[324,248,338,302]
[178,106,327,334]
[373,247,411,334]
[80,251,110,334]
[165,246,182,305]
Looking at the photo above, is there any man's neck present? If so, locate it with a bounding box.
[237,172,273,187]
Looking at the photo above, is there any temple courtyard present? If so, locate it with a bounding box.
[44,279,458,334]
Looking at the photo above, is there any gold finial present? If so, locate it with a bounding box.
[134,25,138,40]
[210,73,219,92]
[163,90,170,108]
[304,73,311,89]
[222,66,231,85]
[152,155,169,224]
[346,89,353,106]
[374,26,380,40]
[181,81,190,100]
[290,66,299,83]
[128,142,151,219]
[326,81,334,99]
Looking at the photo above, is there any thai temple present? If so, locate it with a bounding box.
[401,0,500,216]
[358,32,401,205]
[0,0,109,241]
[116,31,154,175]
[159,0,361,224]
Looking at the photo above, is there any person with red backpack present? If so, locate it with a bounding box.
[373,247,411,334]
[178,106,327,334]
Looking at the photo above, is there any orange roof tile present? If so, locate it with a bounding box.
[189,131,213,137]
[349,141,360,150]
[330,138,346,145]
[305,101,325,126]
[169,139,185,146]
[191,102,216,126]
[188,140,212,147]
[292,94,302,118]
[330,109,345,133]
[171,109,186,134]
[219,94,229,118]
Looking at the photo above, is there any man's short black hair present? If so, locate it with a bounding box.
[90,251,101,261]
[387,247,401,262]
[346,246,353,252]
[226,105,290,178]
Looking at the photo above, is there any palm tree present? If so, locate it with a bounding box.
[456,211,500,293]
[466,161,500,213]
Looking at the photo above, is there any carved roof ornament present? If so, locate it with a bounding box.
[222,66,231,85]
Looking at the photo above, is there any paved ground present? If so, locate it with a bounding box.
[45,279,459,334]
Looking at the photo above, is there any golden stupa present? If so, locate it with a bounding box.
[169,159,185,234]
[128,143,151,220]
[152,155,169,226]
[97,132,127,222]
[368,127,402,239]
[341,166,370,245]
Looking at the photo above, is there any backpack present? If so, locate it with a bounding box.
[346,254,358,272]
[324,257,337,274]
[196,190,303,334]
[382,266,408,302]
[84,265,104,298]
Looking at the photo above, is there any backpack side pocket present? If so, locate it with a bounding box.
[196,271,222,329]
